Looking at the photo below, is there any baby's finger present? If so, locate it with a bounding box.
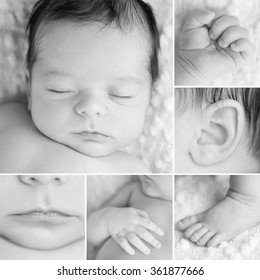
[126,232,150,255]
[139,217,164,236]
[184,9,215,30]
[114,235,135,255]
[210,15,239,40]
[231,38,255,56]
[136,225,161,249]
[218,26,249,48]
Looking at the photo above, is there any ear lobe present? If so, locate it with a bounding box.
[26,71,31,111]
[190,99,245,166]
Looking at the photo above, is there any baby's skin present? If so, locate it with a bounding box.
[0,175,85,260]
[177,176,260,247]
[175,9,254,85]
[0,237,85,260]
[88,177,172,259]
[0,103,149,173]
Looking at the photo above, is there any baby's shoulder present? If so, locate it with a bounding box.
[108,151,151,173]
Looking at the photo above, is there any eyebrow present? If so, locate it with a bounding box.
[112,76,148,86]
[42,71,73,78]
[42,71,148,84]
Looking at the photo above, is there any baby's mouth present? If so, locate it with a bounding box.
[73,131,111,142]
[11,208,76,224]
[15,210,70,217]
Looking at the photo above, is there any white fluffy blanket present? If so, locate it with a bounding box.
[0,0,172,173]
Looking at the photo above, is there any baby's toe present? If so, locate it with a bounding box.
[184,223,202,238]
[197,231,216,246]
[207,233,225,247]
[190,227,208,242]
[177,214,200,230]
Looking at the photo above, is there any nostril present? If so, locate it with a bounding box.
[18,175,39,185]
[75,98,106,117]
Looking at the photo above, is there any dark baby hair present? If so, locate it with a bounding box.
[176,88,260,160]
[26,0,160,82]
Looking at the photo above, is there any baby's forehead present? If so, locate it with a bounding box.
[38,19,151,53]
[33,21,151,83]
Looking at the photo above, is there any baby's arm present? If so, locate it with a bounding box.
[176,9,254,85]
[88,182,164,255]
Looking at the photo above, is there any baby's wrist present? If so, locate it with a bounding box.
[175,54,209,86]
[100,207,114,235]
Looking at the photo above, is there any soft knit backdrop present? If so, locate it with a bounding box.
[0,0,172,173]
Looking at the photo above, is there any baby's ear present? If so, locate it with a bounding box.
[190,99,245,166]
[25,70,31,111]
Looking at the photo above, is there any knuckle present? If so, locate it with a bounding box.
[117,237,125,245]
[230,15,239,24]
[126,232,136,242]
[142,218,152,227]
[137,227,147,237]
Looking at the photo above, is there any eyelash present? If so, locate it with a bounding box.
[48,89,76,94]
[110,94,134,99]
[48,90,134,100]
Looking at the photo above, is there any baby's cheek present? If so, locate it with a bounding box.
[118,113,145,141]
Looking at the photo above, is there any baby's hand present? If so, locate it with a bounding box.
[105,207,164,255]
[176,9,254,85]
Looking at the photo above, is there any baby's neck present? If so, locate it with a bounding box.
[0,236,85,260]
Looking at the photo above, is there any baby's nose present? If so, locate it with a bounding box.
[75,95,106,117]
[18,175,68,186]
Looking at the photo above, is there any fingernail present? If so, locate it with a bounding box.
[156,242,161,249]
[129,250,135,255]
[218,38,226,48]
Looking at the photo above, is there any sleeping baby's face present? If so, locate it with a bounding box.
[140,175,172,201]
[29,21,151,156]
[0,175,85,250]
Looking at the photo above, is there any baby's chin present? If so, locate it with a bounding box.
[48,134,121,157]
[65,142,118,157]
[1,230,84,251]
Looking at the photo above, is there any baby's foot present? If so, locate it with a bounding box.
[177,190,260,247]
